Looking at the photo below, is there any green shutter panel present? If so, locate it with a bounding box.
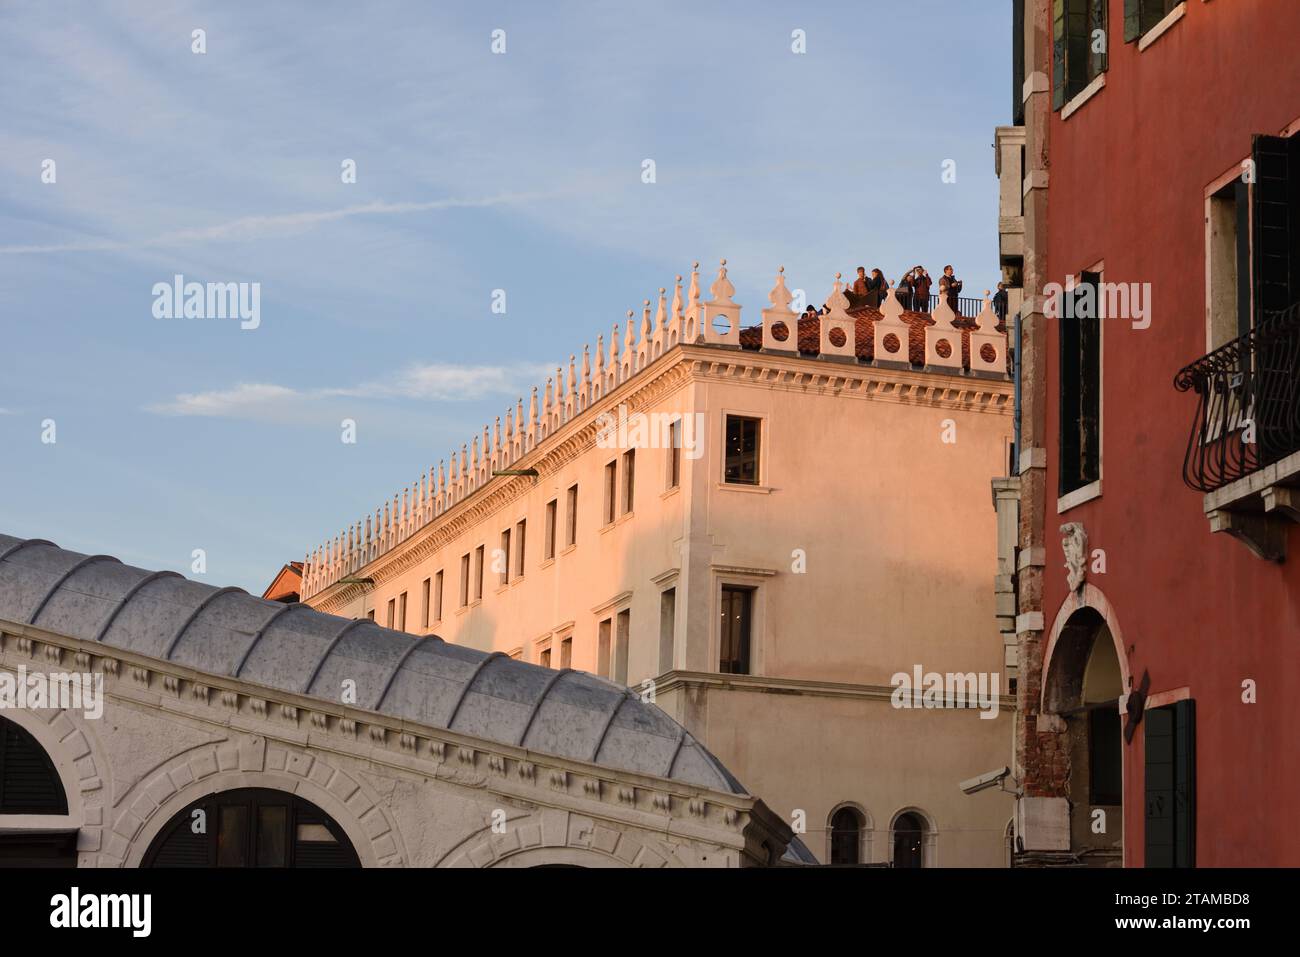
[1172,700,1196,868]
[1124,0,1141,42]
[1066,1,1089,98]
[1090,0,1109,77]
[1053,0,1068,110]
[1144,705,1175,867]
[1252,134,1299,325]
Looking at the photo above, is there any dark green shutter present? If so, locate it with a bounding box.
[1053,0,1068,110]
[1145,700,1195,868]
[1124,0,1140,42]
[1066,1,1089,98]
[1090,0,1108,79]
[1252,134,1300,325]
[1078,272,1101,485]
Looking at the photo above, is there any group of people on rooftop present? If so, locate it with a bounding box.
[799,265,966,319]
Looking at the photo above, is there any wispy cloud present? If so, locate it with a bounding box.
[146,362,551,422]
[0,191,577,256]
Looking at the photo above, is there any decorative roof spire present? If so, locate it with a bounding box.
[768,266,794,314]
[687,261,700,315]
[824,272,852,321]
[708,258,736,305]
[581,344,591,405]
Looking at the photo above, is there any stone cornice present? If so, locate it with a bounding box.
[654,669,1017,712]
[309,341,1011,610]
[0,619,773,848]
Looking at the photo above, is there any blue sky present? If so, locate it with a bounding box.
[0,1,1011,592]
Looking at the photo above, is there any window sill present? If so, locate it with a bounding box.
[661,485,680,500]
[540,557,555,569]
[494,584,509,595]
[559,543,577,556]
[510,575,525,587]
[1057,479,1102,514]
[1138,2,1186,52]
[717,482,773,495]
[600,512,635,534]
[1061,72,1105,121]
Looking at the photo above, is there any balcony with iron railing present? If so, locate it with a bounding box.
[1174,301,1300,560]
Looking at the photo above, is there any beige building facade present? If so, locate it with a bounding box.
[301,262,1018,865]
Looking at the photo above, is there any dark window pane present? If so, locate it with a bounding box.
[719,586,752,674]
[217,804,249,867]
[724,416,760,485]
[830,808,862,865]
[256,805,288,867]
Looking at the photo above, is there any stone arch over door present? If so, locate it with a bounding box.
[113,737,404,868]
[0,707,107,865]
[1041,583,1132,714]
[440,807,703,868]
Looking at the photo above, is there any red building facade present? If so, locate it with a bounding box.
[1008,0,1300,866]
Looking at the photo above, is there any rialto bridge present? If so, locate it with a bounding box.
[0,534,797,868]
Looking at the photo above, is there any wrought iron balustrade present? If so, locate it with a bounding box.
[1174,302,1300,493]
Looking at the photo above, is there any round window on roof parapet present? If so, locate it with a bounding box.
[980,343,997,364]
[935,338,953,359]
[882,333,901,354]
[828,326,847,348]
[711,314,732,337]
[770,321,789,342]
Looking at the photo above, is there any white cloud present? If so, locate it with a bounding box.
[145,362,550,422]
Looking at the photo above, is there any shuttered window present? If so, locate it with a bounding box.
[1059,272,1102,495]
[1052,0,1107,110]
[143,788,360,868]
[0,717,68,815]
[1124,0,1181,43]
[1144,700,1195,867]
[1252,133,1300,326]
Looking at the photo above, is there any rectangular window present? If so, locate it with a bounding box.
[724,415,761,485]
[1088,706,1122,806]
[433,570,444,622]
[544,499,557,559]
[659,588,676,674]
[421,578,431,629]
[515,519,526,577]
[559,636,572,669]
[1124,0,1181,43]
[459,554,470,607]
[397,591,407,632]
[386,598,396,629]
[538,641,551,669]
[1052,0,1107,110]
[621,449,635,514]
[499,529,511,586]
[474,545,484,600]
[366,609,375,621]
[565,485,578,546]
[1059,272,1102,496]
[1144,699,1195,868]
[603,461,617,524]
[719,586,754,675]
[614,609,630,685]
[597,618,612,678]
[668,420,681,489]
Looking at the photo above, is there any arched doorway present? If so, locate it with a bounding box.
[892,812,926,868]
[828,805,866,865]
[0,715,76,866]
[1042,606,1125,863]
[142,788,360,867]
